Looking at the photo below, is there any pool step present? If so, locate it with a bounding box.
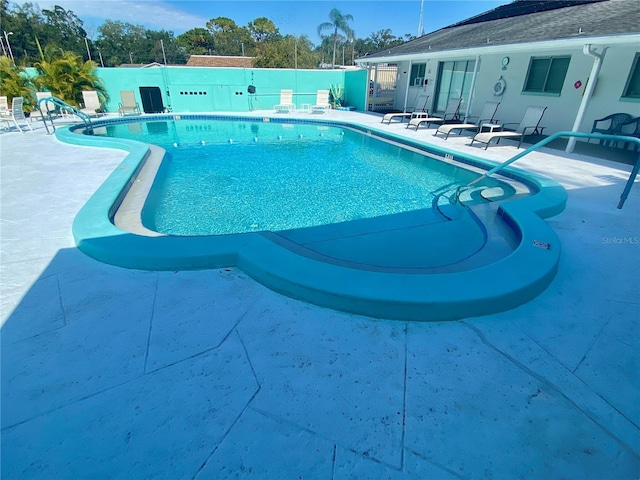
[269,207,488,272]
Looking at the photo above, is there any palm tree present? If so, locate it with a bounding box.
[0,56,36,112]
[317,8,354,68]
[33,45,108,108]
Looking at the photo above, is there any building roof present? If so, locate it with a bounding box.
[186,55,254,68]
[360,0,639,61]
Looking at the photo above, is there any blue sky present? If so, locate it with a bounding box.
[16,0,510,43]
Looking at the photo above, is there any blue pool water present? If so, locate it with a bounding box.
[95,119,511,235]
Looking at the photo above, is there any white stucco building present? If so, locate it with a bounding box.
[357,0,640,142]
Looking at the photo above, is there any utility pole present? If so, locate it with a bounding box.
[3,31,14,62]
[161,39,167,65]
[84,37,92,62]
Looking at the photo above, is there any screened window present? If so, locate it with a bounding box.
[622,53,640,99]
[409,63,426,87]
[523,56,570,94]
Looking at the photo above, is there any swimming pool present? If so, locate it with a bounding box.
[92,120,514,236]
[61,113,567,321]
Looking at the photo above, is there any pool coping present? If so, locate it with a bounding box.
[59,114,567,321]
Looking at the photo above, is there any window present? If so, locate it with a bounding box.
[523,56,570,95]
[622,53,640,99]
[409,63,426,87]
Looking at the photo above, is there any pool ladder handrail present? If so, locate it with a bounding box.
[36,96,94,135]
[460,131,640,209]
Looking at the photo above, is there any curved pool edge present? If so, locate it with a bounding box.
[58,115,567,321]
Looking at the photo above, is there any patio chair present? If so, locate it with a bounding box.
[118,90,141,116]
[620,116,640,152]
[406,97,462,130]
[590,112,633,147]
[471,106,547,149]
[434,101,500,140]
[0,96,10,128]
[2,97,34,133]
[381,95,430,124]
[0,96,8,114]
[311,90,331,113]
[274,89,295,113]
[29,92,53,122]
[80,90,102,117]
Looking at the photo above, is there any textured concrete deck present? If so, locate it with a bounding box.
[1,112,639,479]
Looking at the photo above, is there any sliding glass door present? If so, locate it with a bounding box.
[434,60,476,112]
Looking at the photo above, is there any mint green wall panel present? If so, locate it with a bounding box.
[344,69,368,111]
[95,66,364,113]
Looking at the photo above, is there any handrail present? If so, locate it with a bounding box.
[36,96,93,135]
[464,131,640,209]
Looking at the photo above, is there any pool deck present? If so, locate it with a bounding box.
[1,111,639,478]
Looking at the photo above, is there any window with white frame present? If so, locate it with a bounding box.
[409,63,426,87]
[622,53,640,99]
[523,56,570,95]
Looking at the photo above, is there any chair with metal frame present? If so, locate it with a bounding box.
[405,97,462,131]
[434,101,500,140]
[381,95,430,124]
[470,106,547,150]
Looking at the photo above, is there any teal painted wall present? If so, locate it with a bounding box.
[344,69,368,111]
[95,67,368,113]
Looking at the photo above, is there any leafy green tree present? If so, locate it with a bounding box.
[367,29,413,51]
[41,5,87,56]
[253,35,318,68]
[206,17,253,56]
[94,20,148,66]
[247,17,280,43]
[0,1,43,63]
[146,30,187,64]
[33,45,108,107]
[317,8,354,68]
[0,55,35,110]
[176,28,215,55]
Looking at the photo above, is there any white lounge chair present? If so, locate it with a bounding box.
[2,97,33,133]
[274,89,295,113]
[471,106,548,149]
[81,90,102,117]
[29,92,54,122]
[311,90,331,113]
[118,90,141,116]
[0,96,8,114]
[0,96,10,128]
[406,97,462,130]
[434,101,501,140]
[381,95,430,124]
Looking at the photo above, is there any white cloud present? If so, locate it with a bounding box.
[14,0,208,33]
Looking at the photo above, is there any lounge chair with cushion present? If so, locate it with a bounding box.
[590,112,633,147]
[471,106,547,149]
[434,101,500,140]
[311,90,331,113]
[381,95,430,124]
[406,97,462,130]
[81,90,102,117]
[118,90,141,116]
[3,97,33,133]
[274,89,295,113]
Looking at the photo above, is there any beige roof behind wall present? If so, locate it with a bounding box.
[186,55,254,67]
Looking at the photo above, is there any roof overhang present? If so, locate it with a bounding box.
[355,33,640,65]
